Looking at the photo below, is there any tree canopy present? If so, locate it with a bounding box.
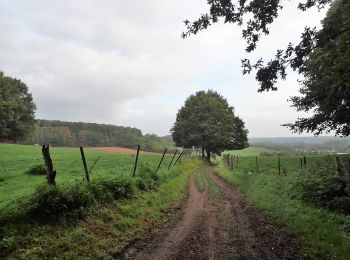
[171,90,248,161]
[285,0,350,136]
[0,71,36,141]
[184,0,350,136]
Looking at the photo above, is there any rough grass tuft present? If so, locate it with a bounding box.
[25,164,46,175]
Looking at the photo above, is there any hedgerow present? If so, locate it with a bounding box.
[0,163,182,224]
[292,157,350,214]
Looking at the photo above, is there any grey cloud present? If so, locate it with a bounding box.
[0,0,328,136]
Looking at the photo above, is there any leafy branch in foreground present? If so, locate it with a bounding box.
[184,0,350,136]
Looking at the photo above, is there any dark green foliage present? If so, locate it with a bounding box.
[135,163,160,191]
[0,163,184,224]
[26,183,95,222]
[0,71,36,141]
[25,164,46,175]
[8,178,137,223]
[285,0,350,136]
[292,157,350,214]
[171,90,248,161]
[90,177,136,200]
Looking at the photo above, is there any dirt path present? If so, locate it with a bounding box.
[120,167,304,260]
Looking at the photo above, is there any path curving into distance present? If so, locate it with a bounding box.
[120,166,305,260]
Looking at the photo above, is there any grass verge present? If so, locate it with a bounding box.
[1,159,202,259]
[195,172,206,192]
[217,162,350,260]
[203,171,222,200]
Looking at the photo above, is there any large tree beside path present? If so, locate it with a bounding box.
[171,90,248,161]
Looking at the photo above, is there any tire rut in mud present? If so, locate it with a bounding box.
[208,172,304,260]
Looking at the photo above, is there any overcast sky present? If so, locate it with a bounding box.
[0,1,329,137]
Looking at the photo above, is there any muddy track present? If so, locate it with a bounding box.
[120,167,305,260]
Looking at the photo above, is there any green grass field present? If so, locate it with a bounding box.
[224,146,277,156]
[0,143,176,210]
[224,146,350,175]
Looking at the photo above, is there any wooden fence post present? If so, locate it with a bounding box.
[236,155,239,169]
[174,151,184,166]
[79,147,90,182]
[132,145,141,177]
[335,156,341,175]
[300,158,303,168]
[278,156,281,175]
[156,148,167,173]
[303,156,307,165]
[182,151,187,160]
[42,144,56,185]
[230,155,234,170]
[182,151,188,162]
[168,150,178,170]
[256,156,259,174]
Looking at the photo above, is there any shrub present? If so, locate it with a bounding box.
[26,183,95,222]
[292,158,350,214]
[1,160,191,223]
[25,164,46,175]
[135,163,160,191]
[90,177,136,200]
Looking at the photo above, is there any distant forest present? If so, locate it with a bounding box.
[22,120,174,153]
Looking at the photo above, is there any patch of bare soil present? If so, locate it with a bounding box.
[120,173,211,259]
[119,167,305,260]
[86,146,161,155]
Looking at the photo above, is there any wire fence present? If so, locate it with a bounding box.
[0,145,194,184]
[0,145,194,210]
[222,154,350,175]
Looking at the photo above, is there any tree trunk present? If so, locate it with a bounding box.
[42,144,56,185]
[206,150,211,162]
[202,146,205,158]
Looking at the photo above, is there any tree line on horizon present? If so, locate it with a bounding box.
[21,119,174,152]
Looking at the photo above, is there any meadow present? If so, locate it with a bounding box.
[224,146,350,175]
[0,143,176,211]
